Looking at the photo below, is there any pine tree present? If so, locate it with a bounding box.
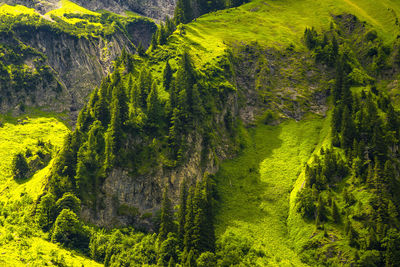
[183,187,195,259]
[146,81,163,133]
[340,106,355,150]
[331,200,340,223]
[158,23,167,45]
[36,193,56,231]
[94,82,110,127]
[12,152,29,180]
[178,179,188,245]
[159,186,175,242]
[163,61,173,92]
[185,249,196,267]
[168,257,175,267]
[137,41,145,56]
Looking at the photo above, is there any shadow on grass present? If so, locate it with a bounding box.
[214,123,283,234]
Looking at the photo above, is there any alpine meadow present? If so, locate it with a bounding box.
[1,0,400,266]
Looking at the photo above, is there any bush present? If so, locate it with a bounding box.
[296,187,316,219]
[55,192,81,216]
[36,193,56,231]
[197,251,217,267]
[51,209,89,251]
[12,152,29,180]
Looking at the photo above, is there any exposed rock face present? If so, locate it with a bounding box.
[2,0,177,20]
[81,94,237,229]
[73,0,177,20]
[0,20,156,119]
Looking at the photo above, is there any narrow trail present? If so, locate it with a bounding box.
[215,119,323,266]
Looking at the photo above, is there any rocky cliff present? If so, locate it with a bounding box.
[0,14,156,119]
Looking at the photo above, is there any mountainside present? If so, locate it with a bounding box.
[1,0,400,266]
[0,2,156,119]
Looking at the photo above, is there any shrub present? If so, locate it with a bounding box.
[12,152,29,180]
[51,209,89,251]
[55,192,81,216]
[36,193,56,231]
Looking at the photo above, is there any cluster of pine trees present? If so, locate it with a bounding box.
[297,22,400,265]
[153,175,215,266]
[47,48,224,203]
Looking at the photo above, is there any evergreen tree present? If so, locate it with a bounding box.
[185,249,196,267]
[36,193,56,231]
[137,41,145,56]
[168,257,175,267]
[159,186,175,242]
[183,187,195,259]
[94,82,110,127]
[55,192,81,216]
[340,106,355,150]
[331,200,340,223]
[52,209,89,250]
[147,81,163,133]
[163,61,173,92]
[178,179,188,245]
[12,152,29,180]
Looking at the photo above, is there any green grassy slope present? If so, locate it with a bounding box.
[164,0,400,65]
[0,116,101,266]
[215,117,325,265]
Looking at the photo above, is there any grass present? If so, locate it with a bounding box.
[215,117,325,265]
[0,115,101,266]
[46,0,99,18]
[165,0,400,66]
[0,4,38,16]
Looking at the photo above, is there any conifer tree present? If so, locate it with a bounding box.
[36,193,56,231]
[137,41,145,56]
[168,257,175,267]
[12,152,29,180]
[94,82,110,127]
[183,187,195,259]
[340,106,355,150]
[163,61,173,92]
[178,179,188,245]
[147,81,163,133]
[331,200,340,223]
[159,186,175,242]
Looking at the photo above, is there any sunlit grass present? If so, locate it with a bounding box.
[215,117,324,265]
[0,117,69,202]
[0,4,38,16]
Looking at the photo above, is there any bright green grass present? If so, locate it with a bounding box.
[0,236,102,266]
[215,117,325,266]
[0,117,69,202]
[168,0,400,65]
[0,3,38,16]
[0,116,101,266]
[45,0,102,26]
[46,0,99,17]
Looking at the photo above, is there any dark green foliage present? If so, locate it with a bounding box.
[12,152,29,180]
[137,41,145,56]
[315,195,327,226]
[55,192,81,216]
[159,187,175,242]
[331,200,340,223]
[52,209,89,251]
[197,251,217,267]
[36,193,56,231]
[296,187,316,219]
[158,233,179,265]
[178,179,188,245]
[163,61,173,92]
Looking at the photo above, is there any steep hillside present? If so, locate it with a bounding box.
[1,0,400,266]
[0,2,156,118]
